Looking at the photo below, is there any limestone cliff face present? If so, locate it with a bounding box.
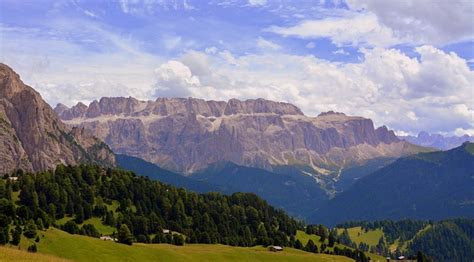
[0,64,115,174]
[56,96,425,175]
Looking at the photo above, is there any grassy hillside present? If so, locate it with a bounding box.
[16,228,354,262]
[345,227,383,246]
[296,231,386,262]
[0,246,70,262]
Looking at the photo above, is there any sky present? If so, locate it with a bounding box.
[0,0,473,136]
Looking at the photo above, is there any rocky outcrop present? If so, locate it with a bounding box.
[0,63,115,174]
[56,95,426,175]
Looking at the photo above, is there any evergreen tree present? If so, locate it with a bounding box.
[23,219,37,239]
[118,224,133,245]
[305,239,318,253]
[11,225,21,245]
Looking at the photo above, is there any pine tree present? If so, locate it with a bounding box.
[118,224,133,245]
[294,239,303,249]
[11,225,21,245]
[305,239,317,253]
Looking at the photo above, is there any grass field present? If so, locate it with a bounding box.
[296,230,386,262]
[11,228,355,262]
[345,227,383,246]
[0,246,70,262]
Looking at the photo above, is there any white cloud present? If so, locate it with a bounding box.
[347,0,474,45]
[256,37,281,50]
[305,42,316,49]
[268,13,400,47]
[268,0,473,47]
[333,48,348,55]
[149,46,473,135]
[248,0,267,6]
[205,46,218,54]
[454,128,474,136]
[162,35,182,50]
[153,60,201,98]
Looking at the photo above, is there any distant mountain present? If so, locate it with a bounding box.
[0,64,115,174]
[399,131,473,150]
[116,154,220,193]
[313,142,474,225]
[55,97,429,180]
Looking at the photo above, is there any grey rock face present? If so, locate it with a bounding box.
[0,63,115,174]
[57,95,426,175]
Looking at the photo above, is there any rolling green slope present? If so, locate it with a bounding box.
[18,228,353,262]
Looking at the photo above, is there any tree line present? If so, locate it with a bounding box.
[0,164,373,261]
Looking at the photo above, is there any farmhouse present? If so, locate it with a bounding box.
[100,236,117,241]
[269,246,283,252]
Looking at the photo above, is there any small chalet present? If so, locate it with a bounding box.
[269,246,283,252]
[100,236,117,241]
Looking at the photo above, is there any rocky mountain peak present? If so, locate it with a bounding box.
[57,94,425,174]
[317,111,346,117]
[0,63,115,174]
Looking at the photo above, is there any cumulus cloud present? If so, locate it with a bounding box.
[346,0,474,45]
[153,60,200,98]
[148,46,473,135]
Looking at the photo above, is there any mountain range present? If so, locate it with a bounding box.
[399,131,473,150]
[54,97,428,182]
[1,63,471,226]
[0,64,115,174]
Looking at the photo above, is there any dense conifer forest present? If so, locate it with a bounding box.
[0,165,301,246]
[337,219,474,261]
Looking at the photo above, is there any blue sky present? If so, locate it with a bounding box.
[1,0,473,136]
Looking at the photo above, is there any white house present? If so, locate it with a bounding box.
[269,246,283,252]
[100,236,117,241]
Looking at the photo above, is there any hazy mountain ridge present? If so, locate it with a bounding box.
[313,142,474,225]
[0,64,115,174]
[399,131,473,150]
[55,97,427,176]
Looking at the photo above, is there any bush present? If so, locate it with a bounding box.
[62,220,80,234]
[136,234,148,243]
[27,243,37,253]
[173,234,185,246]
[81,224,100,238]
[23,220,37,239]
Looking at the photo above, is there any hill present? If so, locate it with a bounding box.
[336,219,474,262]
[116,154,219,193]
[9,227,354,262]
[192,162,328,219]
[313,142,474,225]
